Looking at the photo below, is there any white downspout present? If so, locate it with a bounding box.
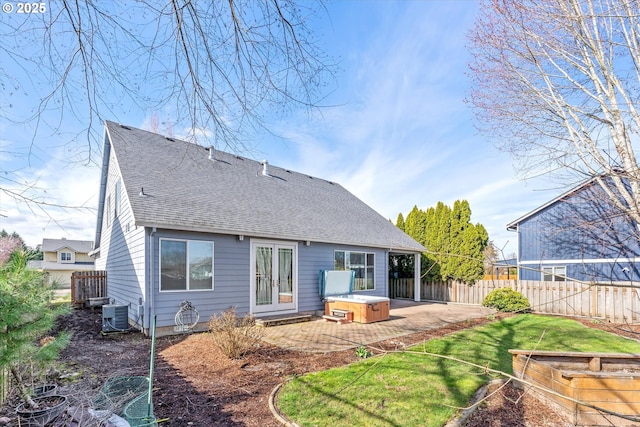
[414,253,421,302]
[148,227,156,335]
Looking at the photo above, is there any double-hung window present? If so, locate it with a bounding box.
[334,250,375,290]
[160,239,214,291]
[542,266,566,282]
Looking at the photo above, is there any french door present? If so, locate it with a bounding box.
[251,241,297,314]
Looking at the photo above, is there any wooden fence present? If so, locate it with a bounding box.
[389,278,640,323]
[71,271,107,305]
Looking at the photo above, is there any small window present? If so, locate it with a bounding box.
[60,252,72,262]
[115,179,121,218]
[542,266,566,282]
[333,250,375,290]
[105,195,111,227]
[160,239,214,291]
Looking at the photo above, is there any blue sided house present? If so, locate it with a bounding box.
[507,177,640,283]
[91,121,425,335]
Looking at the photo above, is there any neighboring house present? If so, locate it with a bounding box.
[40,238,95,286]
[507,178,640,283]
[92,121,425,335]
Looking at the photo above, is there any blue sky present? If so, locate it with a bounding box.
[1,0,556,255]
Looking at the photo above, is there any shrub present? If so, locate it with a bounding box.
[482,288,530,312]
[208,307,265,359]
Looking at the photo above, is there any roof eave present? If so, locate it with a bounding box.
[137,221,425,253]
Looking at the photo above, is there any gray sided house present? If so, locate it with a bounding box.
[507,177,640,283]
[92,121,425,335]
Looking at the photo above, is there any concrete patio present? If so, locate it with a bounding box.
[261,299,495,352]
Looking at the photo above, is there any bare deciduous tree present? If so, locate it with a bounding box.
[468,0,640,226]
[1,0,335,208]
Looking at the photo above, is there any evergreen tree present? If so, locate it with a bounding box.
[404,206,425,246]
[396,200,488,283]
[395,213,405,232]
[0,249,70,408]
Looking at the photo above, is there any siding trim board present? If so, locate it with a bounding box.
[520,258,640,265]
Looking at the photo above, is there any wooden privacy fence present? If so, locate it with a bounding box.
[389,278,640,323]
[71,270,107,305]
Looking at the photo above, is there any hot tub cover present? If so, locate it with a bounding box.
[319,270,355,298]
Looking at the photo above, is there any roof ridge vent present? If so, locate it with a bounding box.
[208,146,215,161]
[262,160,270,177]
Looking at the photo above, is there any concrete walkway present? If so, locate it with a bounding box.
[261,300,495,353]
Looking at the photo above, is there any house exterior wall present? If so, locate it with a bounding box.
[297,242,388,313]
[94,174,395,334]
[146,229,391,332]
[44,252,57,262]
[516,184,640,282]
[95,147,147,328]
[75,253,94,263]
[149,230,247,332]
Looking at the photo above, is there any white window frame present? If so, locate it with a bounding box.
[59,251,73,263]
[542,266,566,282]
[159,238,214,292]
[334,250,375,291]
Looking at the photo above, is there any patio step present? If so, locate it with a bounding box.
[256,314,312,327]
[323,309,353,324]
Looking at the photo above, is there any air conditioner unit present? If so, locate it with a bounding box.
[102,304,129,332]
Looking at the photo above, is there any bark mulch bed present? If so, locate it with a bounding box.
[2,310,639,426]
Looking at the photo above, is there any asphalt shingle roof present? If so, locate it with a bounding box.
[105,121,424,252]
[42,238,93,253]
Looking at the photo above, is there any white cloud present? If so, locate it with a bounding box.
[259,1,561,257]
[2,151,100,248]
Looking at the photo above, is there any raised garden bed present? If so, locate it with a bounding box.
[510,349,640,426]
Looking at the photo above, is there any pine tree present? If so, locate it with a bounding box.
[0,249,70,408]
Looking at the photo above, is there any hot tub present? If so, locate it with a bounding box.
[319,270,390,323]
[325,294,390,323]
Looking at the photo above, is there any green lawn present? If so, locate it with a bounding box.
[277,314,640,427]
